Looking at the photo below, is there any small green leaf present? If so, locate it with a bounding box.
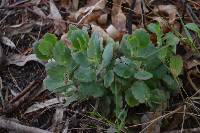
[37,33,58,58]
[87,32,102,64]
[114,59,134,79]
[165,32,179,54]
[74,66,95,82]
[46,62,67,81]
[44,76,65,91]
[134,70,153,80]
[43,33,58,44]
[185,23,200,37]
[125,89,139,107]
[148,89,169,106]
[169,55,183,77]
[104,70,114,88]
[80,82,104,97]
[33,41,50,60]
[102,42,113,67]
[38,40,54,57]
[133,29,150,48]
[120,35,131,57]
[131,81,150,103]
[162,74,179,91]
[67,25,89,51]
[72,51,90,67]
[53,41,72,65]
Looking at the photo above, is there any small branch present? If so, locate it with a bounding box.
[0,116,52,133]
[127,0,136,34]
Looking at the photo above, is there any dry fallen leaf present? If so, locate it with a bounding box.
[6,23,34,36]
[49,0,66,35]
[135,0,148,14]
[71,0,106,23]
[24,97,65,114]
[1,36,16,48]
[7,54,44,66]
[141,112,162,133]
[153,5,177,24]
[106,25,122,40]
[97,13,108,25]
[112,0,126,32]
[91,24,110,41]
[32,6,47,18]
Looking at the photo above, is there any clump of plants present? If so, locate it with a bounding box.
[34,23,184,131]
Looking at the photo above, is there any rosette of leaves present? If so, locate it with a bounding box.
[34,24,182,126]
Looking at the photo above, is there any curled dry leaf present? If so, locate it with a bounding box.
[112,0,126,32]
[153,5,177,24]
[106,25,122,40]
[97,13,108,25]
[7,54,44,66]
[72,0,106,23]
[32,6,47,18]
[6,23,34,36]
[91,24,110,41]
[24,97,65,114]
[49,0,66,35]
[1,36,16,48]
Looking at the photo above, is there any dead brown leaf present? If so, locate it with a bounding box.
[71,0,106,24]
[153,5,177,24]
[141,112,162,133]
[1,36,16,48]
[6,23,34,36]
[112,0,126,32]
[97,13,108,25]
[49,0,66,35]
[7,54,43,66]
[91,24,110,41]
[106,25,123,40]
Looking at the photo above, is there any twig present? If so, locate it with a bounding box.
[3,80,41,115]
[77,0,104,25]
[127,0,136,34]
[0,116,52,133]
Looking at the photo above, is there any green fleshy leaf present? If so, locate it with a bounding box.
[165,32,179,54]
[67,25,89,51]
[33,41,50,60]
[114,58,135,79]
[72,51,90,67]
[80,82,104,97]
[37,33,58,58]
[46,62,67,81]
[53,41,72,65]
[104,70,114,88]
[162,74,179,91]
[131,81,150,103]
[133,29,150,48]
[134,70,153,80]
[74,66,95,82]
[44,76,65,91]
[125,89,139,107]
[185,23,200,37]
[102,41,113,67]
[148,89,169,106]
[87,32,102,64]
